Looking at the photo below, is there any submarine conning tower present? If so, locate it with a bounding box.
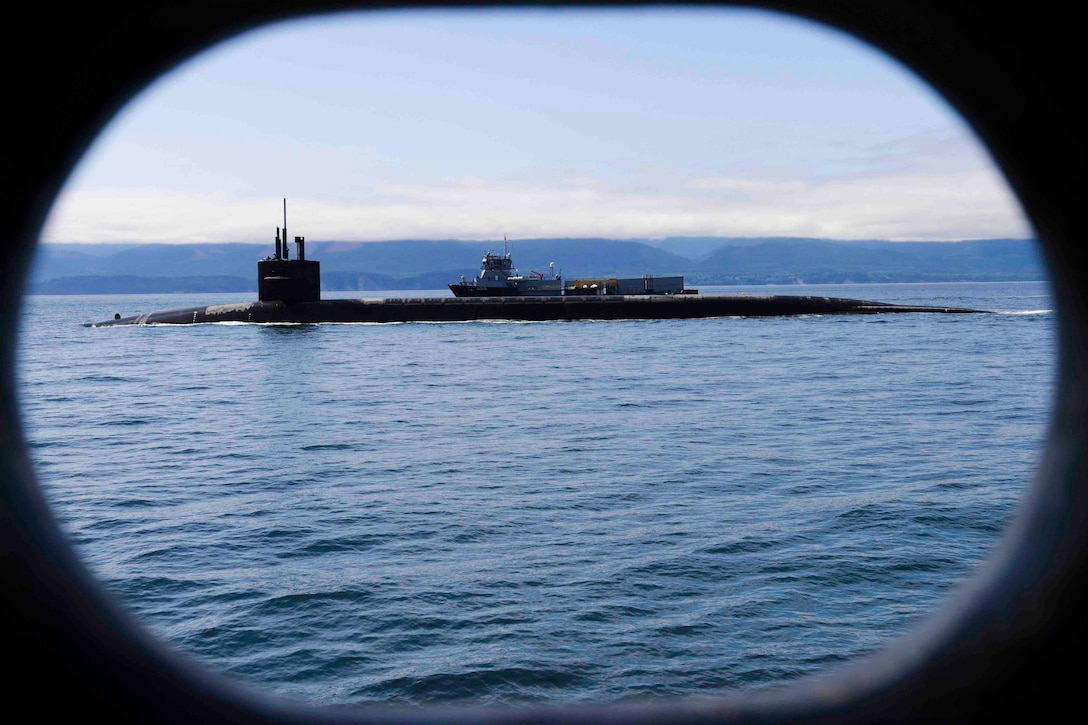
[258,198,320,303]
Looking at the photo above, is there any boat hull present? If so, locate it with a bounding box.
[448,284,563,297]
[88,294,987,326]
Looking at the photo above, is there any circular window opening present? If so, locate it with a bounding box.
[19,6,1048,710]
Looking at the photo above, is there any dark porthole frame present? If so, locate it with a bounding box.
[2,2,1083,722]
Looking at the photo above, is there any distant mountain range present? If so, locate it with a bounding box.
[27,237,1045,294]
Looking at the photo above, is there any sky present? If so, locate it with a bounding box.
[40,7,1033,245]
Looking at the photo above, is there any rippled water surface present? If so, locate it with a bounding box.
[17,282,1054,705]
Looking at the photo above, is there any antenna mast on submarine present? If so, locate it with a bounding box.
[282,198,289,260]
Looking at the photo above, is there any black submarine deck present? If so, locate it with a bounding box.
[88,294,986,327]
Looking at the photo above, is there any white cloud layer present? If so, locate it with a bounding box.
[41,164,1031,245]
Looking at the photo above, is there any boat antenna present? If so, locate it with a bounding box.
[282,198,290,259]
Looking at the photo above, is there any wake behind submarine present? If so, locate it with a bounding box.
[88,204,987,327]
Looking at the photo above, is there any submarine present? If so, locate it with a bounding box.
[88,203,987,326]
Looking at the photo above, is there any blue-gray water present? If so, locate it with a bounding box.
[16,282,1054,706]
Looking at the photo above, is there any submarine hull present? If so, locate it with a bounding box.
[88,294,986,327]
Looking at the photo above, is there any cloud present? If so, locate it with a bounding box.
[40,163,1031,245]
